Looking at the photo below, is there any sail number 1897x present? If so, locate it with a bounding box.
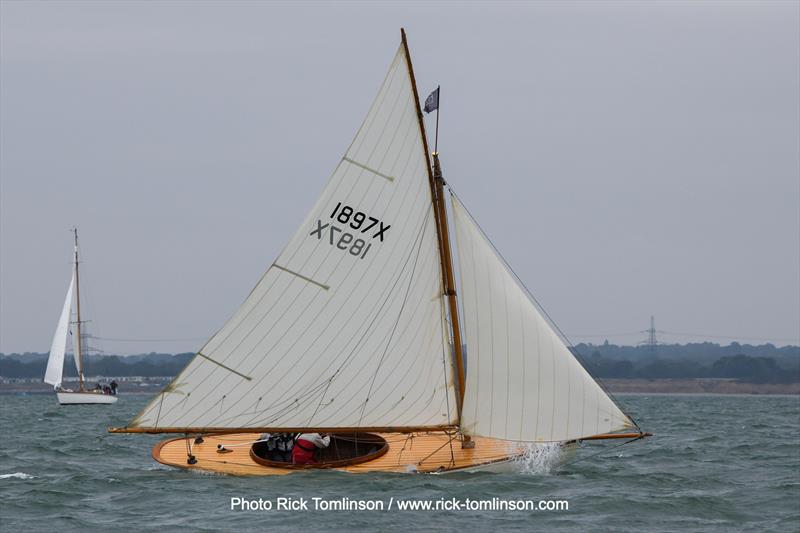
[309,202,391,260]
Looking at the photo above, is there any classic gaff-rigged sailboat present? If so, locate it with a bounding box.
[45,229,117,405]
[110,29,648,474]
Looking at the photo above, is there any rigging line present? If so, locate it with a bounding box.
[216,372,338,427]
[441,333,455,427]
[92,336,207,343]
[376,360,452,428]
[202,379,332,428]
[216,438,272,449]
[297,244,429,427]
[448,187,640,431]
[440,296,456,427]
[154,392,166,429]
[357,281,444,419]
[302,247,432,422]
[447,430,456,467]
[250,380,336,428]
[304,209,435,427]
[332,225,443,425]
[560,433,648,469]
[333,207,430,427]
[236,221,428,428]
[328,256,444,424]
[262,305,443,427]
[416,432,458,466]
[382,376,441,427]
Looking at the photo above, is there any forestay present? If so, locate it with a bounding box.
[129,44,457,431]
[451,195,634,442]
[44,270,75,387]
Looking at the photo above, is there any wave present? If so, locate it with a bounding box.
[0,472,35,480]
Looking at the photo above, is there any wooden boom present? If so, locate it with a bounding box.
[108,425,459,435]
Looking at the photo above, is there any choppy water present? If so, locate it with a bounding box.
[1,393,798,532]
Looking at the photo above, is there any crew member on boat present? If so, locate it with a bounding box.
[291,433,330,465]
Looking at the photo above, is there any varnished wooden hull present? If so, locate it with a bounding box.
[152,432,538,475]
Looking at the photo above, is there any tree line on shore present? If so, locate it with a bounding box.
[0,352,194,379]
[1,342,798,383]
[570,341,799,383]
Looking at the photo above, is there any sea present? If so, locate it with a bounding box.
[0,393,797,532]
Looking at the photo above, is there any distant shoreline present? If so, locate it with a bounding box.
[600,378,800,395]
[2,378,798,395]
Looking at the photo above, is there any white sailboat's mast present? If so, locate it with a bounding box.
[73,228,85,392]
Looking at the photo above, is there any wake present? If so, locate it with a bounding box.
[511,442,565,475]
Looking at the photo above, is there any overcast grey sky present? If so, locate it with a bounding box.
[1,0,798,355]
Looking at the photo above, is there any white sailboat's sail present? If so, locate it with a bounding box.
[44,270,75,387]
[451,196,634,442]
[129,44,456,431]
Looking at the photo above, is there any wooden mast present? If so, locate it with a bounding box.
[73,228,85,392]
[400,29,468,432]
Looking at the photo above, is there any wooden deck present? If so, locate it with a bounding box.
[153,432,524,475]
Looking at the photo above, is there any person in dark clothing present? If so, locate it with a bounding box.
[110,380,118,395]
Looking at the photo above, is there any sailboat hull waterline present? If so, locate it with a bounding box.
[56,391,118,405]
[111,28,650,474]
[150,432,582,475]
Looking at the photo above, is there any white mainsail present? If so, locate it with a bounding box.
[451,195,634,442]
[130,44,456,431]
[44,270,75,387]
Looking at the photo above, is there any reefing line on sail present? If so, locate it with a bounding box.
[342,157,395,182]
[196,352,253,381]
[272,264,330,291]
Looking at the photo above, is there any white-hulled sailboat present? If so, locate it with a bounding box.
[45,229,117,405]
[110,29,648,474]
